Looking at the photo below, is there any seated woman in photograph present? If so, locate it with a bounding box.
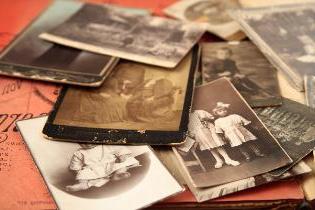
[213,102,264,161]
[189,110,240,169]
[66,144,140,192]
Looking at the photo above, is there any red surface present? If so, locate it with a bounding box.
[0,0,51,50]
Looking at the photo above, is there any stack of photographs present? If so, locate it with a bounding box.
[0,1,126,86]
[6,0,315,208]
[163,0,245,41]
[169,78,306,201]
[231,3,315,91]
[17,117,183,210]
[42,46,200,145]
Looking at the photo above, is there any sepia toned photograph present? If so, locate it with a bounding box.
[43,48,198,145]
[163,0,243,40]
[17,117,183,210]
[305,75,315,108]
[255,98,315,176]
[40,3,205,68]
[232,4,315,90]
[202,41,282,107]
[0,1,120,86]
[173,78,291,188]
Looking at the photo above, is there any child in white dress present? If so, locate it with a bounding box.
[189,110,240,168]
[66,144,140,192]
[213,102,264,161]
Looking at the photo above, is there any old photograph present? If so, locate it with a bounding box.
[155,144,310,202]
[233,5,315,90]
[163,0,242,40]
[39,3,205,68]
[202,41,282,107]
[43,49,198,145]
[255,98,315,176]
[305,75,315,108]
[173,78,291,188]
[0,1,120,86]
[17,117,183,210]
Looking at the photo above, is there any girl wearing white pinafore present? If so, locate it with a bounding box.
[189,110,240,168]
[213,102,264,161]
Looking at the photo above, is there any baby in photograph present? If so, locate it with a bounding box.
[213,102,264,161]
[66,144,140,192]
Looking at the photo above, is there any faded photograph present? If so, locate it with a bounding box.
[163,0,242,40]
[0,1,117,85]
[53,53,192,131]
[40,3,205,68]
[234,5,315,90]
[17,117,182,210]
[174,78,291,188]
[202,41,282,107]
[255,98,315,175]
[184,0,240,25]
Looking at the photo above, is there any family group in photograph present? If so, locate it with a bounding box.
[187,102,264,169]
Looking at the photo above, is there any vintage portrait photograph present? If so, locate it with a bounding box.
[52,52,193,132]
[0,1,119,86]
[163,0,242,39]
[39,3,205,68]
[17,117,183,210]
[173,78,291,188]
[234,5,315,90]
[255,98,315,175]
[202,41,282,107]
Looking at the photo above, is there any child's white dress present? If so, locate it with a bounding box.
[69,145,139,182]
[189,110,225,150]
[215,114,257,147]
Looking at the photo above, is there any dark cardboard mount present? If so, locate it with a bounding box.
[42,45,200,145]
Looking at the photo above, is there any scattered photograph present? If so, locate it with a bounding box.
[232,4,315,90]
[173,78,291,188]
[39,3,205,68]
[164,0,243,40]
[155,147,310,202]
[185,160,311,202]
[43,48,198,145]
[202,41,282,107]
[0,1,120,86]
[255,98,315,176]
[17,117,183,210]
[305,75,315,108]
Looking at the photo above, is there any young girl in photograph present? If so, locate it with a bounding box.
[66,144,140,192]
[189,110,240,169]
[213,102,264,161]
